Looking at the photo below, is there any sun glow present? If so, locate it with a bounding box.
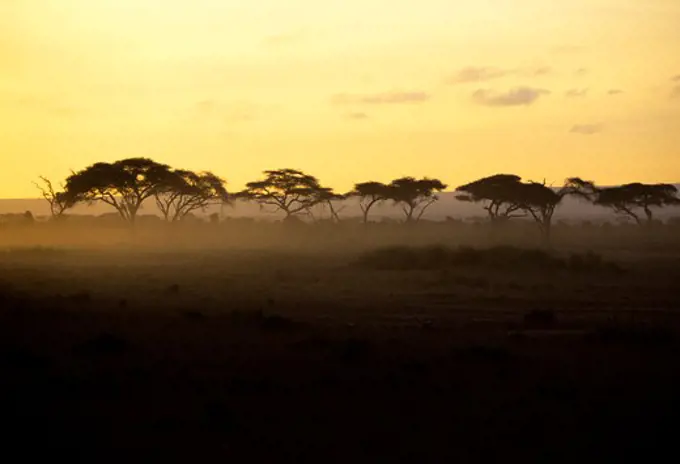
[1,0,679,198]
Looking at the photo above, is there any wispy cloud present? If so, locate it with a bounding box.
[332,91,430,105]
[472,87,550,107]
[570,124,604,135]
[448,67,508,84]
[448,66,551,84]
[575,68,588,77]
[526,66,552,77]
[347,112,369,120]
[607,89,623,96]
[565,88,588,98]
[672,75,680,82]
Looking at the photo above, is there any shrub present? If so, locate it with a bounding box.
[588,323,676,347]
[523,309,557,327]
[355,245,614,273]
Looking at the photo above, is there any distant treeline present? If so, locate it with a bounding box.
[26,157,680,244]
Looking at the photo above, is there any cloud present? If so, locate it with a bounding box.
[672,85,680,99]
[565,88,588,98]
[668,76,680,99]
[448,67,508,84]
[607,89,623,96]
[472,87,550,107]
[332,91,430,105]
[448,66,551,84]
[347,112,369,120]
[570,124,604,135]
[528,66,552,77]
[575,68,588,77]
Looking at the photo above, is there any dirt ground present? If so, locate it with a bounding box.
[1,239,679,462]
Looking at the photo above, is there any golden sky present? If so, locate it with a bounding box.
[1,0,679,197]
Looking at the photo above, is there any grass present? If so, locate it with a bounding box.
[0,239,678,460]
[355,245,621,273]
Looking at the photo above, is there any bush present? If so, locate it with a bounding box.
[355,245,615,272]
[588,323,676,347]
[523,309,557,327]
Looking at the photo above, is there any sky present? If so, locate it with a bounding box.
[1,0,679,197]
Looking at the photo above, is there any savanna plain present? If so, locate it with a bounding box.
[2,220,680,462]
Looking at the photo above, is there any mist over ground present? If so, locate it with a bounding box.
[3,189,680,223]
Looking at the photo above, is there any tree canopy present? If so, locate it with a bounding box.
[566,179,680,225]
[351,181,390,223]
[309,187,347,223]
[154,170,228,222]
[514,181,565,243]
[236,169,325,218]
[386,177,447,222]
[456,174,580,244]
[63,158,172,223]
[456,174,526,222]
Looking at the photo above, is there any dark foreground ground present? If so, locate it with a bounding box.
[1,247,679,462]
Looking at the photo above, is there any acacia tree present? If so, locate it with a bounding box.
[236,169,324,219]
[308,187,347,223]
[515,181,568,244]
[566,178,680,225]
[387,177,447,222]
[351,181,390,224]
[455,174,527,223]
[457,175,582,244]
[63,158,172,223]
[154,170,228,222]
[33,176,75,219]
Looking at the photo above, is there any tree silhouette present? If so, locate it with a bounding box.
[33,176,75,219]
[154,170,228,222]
[456,174,526,223]
[309,187,347,223]
[457,175,582,243]
[566,179,680,225]
[64,158,172,223]
[386,177,447,222]
[515,181,568,244]
[351,181,390,224]
[236,169,324,218]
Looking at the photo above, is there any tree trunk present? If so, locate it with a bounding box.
[542,221,552,248]
[327,201,341,223]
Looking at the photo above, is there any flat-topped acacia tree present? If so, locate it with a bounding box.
[63,157,172,223]
[351,181,390,224]
[309,187,347,223]
[515,181,567,245]
[455,174,527,223]
[154,170,229,222]
[456,174,583,245]
[386,177,448,223]
[236,169,325,219]
[566,178,680,225]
